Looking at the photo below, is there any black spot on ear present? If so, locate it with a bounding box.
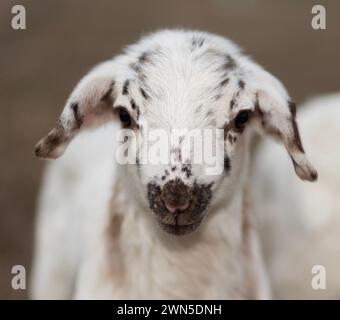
[288,101,304,153]
[310,170,318,181]
[224,156,231,174]
[35,123,68,158]
[122,80,130,95]
[288,101,297,117]
[70,102,83,128]
[34,144,42,155]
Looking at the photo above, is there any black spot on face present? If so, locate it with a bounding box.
[138,51,150,64]
[122,80,129,95]
[219,77,230,88]
[140,87,150,100]
[224,156,231,174]
[230,99,235,110]
[224,55,237,70]
[130,99,141,120]
[206,110,214,118]
[171,147,182,163]
[130,62,141,74]
[238,80,245,90]
[181,164,192,178]
[214,94,222,101]
[191,36,205,50]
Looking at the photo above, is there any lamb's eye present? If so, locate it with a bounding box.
[234,110,250,129]
[118,108,132,127]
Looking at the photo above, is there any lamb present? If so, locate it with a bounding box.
[31,29,317,299]
[252,92,340,299]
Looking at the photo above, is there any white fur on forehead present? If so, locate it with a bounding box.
[126,29,241,59]
[113,30,290,126]
[114,30,248,123]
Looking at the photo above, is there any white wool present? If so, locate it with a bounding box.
[253,92,340,299]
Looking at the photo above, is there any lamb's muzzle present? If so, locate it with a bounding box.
[147,179,213,235]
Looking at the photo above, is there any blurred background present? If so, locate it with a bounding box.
[0,0,339,299]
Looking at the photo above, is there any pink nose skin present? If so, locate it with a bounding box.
[165,201,190,213]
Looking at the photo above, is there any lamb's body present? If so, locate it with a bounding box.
[31,123,270,299]
[253,93,340,299]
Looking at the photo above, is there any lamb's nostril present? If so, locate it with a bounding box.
[161,178,192,214]
[164,200,190,214]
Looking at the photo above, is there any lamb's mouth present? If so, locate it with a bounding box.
[159,217,203,236]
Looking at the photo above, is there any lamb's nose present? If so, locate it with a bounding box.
[164,201,190,213]
[161,179,192,213]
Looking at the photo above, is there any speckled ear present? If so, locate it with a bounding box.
[35,61,116,159]
[255,90,317,182]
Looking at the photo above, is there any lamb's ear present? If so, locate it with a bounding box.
[35,61,116,159]
[252,74,317,182]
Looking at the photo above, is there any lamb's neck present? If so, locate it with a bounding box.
[106,179,260,299]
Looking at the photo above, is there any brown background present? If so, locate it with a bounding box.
[0,0,339,299]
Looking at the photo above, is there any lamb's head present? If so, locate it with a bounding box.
[35,30,317,236]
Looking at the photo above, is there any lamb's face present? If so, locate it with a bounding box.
[34,30,318,236]
[113,45,254,235]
